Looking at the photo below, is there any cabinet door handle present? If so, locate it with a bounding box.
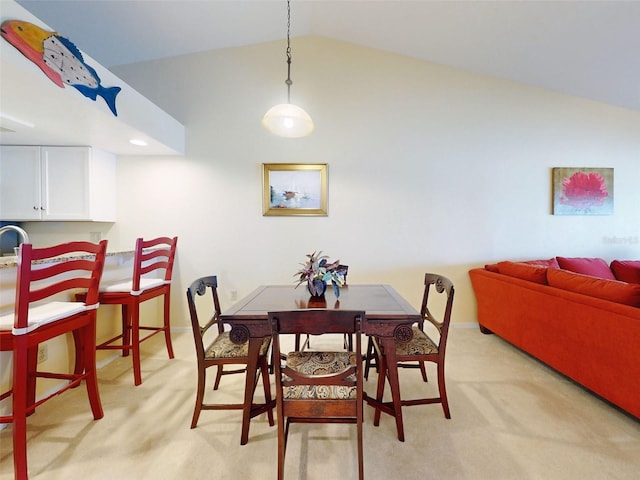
[40,206,46,210]
[33,206,39,210]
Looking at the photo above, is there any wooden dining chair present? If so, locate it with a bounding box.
[337,265,354,350]
[269,309,365,480]
[371,273,455,428]
[364,328,379,380]
[186,276,274,434]
[78,236,177,386]
[338,264,349,286]
[0,240,108,480]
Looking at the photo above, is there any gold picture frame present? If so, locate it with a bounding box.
[263,163,328,216]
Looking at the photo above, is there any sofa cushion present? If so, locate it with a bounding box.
[524,258,560,269]
[610,260,640,284]
[497,261,548,285]
[556,256,616,280]
[547,268,640,307]
[484,263,499,273]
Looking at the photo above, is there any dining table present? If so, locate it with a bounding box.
[220,284,421,444]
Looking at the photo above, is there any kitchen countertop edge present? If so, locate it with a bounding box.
[0,250,135,269]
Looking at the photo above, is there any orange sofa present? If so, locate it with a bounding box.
[469,261,640,419]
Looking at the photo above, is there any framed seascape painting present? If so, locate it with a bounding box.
[263,163,328,216]
[552,167,614,215]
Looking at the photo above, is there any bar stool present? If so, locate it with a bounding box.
[0,240,108,479]
[80,236,177,386]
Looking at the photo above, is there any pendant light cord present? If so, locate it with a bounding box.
[285,0,292,103]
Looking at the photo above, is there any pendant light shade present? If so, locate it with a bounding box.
[262,0,314,138]
[262,103,314,138]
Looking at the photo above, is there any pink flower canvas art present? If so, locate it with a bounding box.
[553,168,613,215]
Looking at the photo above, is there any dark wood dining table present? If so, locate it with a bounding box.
[220,284,421,444]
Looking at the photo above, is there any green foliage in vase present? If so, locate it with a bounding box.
[294,251,346,296]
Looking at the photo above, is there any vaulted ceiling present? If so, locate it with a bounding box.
[16,0,640,113]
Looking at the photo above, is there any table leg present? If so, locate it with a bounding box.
[380,336,405,442]
[373,345,386,427]
[240,337,262,445]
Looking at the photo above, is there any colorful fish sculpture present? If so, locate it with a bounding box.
[1,20,121,116]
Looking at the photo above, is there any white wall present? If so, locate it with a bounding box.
[30,36,640,326]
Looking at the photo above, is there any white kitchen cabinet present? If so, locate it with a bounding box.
[0,145,116,221]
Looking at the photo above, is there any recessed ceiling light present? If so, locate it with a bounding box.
[129,139,148,146]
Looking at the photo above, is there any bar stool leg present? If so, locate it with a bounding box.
[121,304,131,357]
[131,301,142,386]
[83,319,104,418]
[163,291,174,358]
[13,336,29,480]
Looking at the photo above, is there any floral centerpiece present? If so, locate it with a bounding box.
[294,251,346,297]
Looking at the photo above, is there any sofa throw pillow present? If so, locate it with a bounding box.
[556,256,616,280]
[484,263,499,273]
[610,260,640,284]
[547,268,640,307]
[524,258,560,269]
[497,261,548,285]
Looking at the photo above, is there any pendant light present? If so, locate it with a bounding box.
[262,0,314,138]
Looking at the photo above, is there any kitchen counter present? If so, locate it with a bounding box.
[0,250,136,314]
[0,250,134,269]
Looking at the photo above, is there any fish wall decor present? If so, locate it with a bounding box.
[1,19,121,116]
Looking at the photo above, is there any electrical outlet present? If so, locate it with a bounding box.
[37,344,48,364]
[230,290,238,301]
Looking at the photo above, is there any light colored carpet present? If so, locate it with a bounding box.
[1,328,638,479]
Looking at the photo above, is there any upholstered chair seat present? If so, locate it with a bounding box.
[394,326,439,356]
[283,351,358,399]
[205,333,270,359]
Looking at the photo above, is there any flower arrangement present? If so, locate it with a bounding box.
[294,251,346,297]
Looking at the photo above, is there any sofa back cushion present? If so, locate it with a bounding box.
[556,256,616,280]
[547,268,640,307]
[524,258,560,269]
[610,260,640,284]
[497,261,548,285]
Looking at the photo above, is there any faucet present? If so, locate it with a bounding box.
[0,225,30,255]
